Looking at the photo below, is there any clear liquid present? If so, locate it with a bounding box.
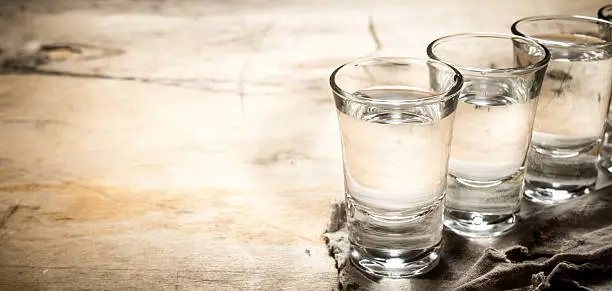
[445,93,536,216]
[336,86,453,256]
[449,95,536,181]
[531,33,612,150]
[338,87,453,211]
[524,33,612,202]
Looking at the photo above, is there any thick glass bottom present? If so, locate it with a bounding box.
[523,179,592,205]
[345,194,443,278]
[444,170,521,238]
[444,208,518,238]
[525,141,598,204]
[349,243,440,278]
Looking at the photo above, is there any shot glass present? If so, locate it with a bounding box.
[512,16,612,204]
[427,33,549,237]
[330,57,461,278]
[597,6,612,174]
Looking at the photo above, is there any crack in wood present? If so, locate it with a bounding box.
[368,16,382,53]
[0,68,233,93]
[1,117,69,128]
[0,203,19,228]
[0,264,279,274]
[361,16,383,86]
[39,42,124,61]
[62,181,119,202]
[0,42,238,92]
[259,220,317,243]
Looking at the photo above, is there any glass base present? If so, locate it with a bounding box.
[523,180,591,205]
[524,141,598,205]
[443,208,518,238]
[349,243,440,278]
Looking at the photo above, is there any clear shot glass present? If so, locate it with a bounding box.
[597,7,612,175]
[427,33,549,237]
[330,57,462,278]
[512,16,612,204]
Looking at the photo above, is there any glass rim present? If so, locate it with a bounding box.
[426,32,550,74]
[329,57,463,106]
[598,5,612,20]
[511,15,612,49]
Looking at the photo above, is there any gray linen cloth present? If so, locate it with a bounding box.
[323,185,612,290]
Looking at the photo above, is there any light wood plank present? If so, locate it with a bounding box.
[0,0,608,289]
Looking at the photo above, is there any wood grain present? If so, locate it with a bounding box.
[0,0,608,289]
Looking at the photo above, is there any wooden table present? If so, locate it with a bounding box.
[0,0,608,289]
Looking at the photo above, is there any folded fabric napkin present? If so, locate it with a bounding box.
[323,185,612,290]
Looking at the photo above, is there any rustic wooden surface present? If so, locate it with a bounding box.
[0,0,608,290]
